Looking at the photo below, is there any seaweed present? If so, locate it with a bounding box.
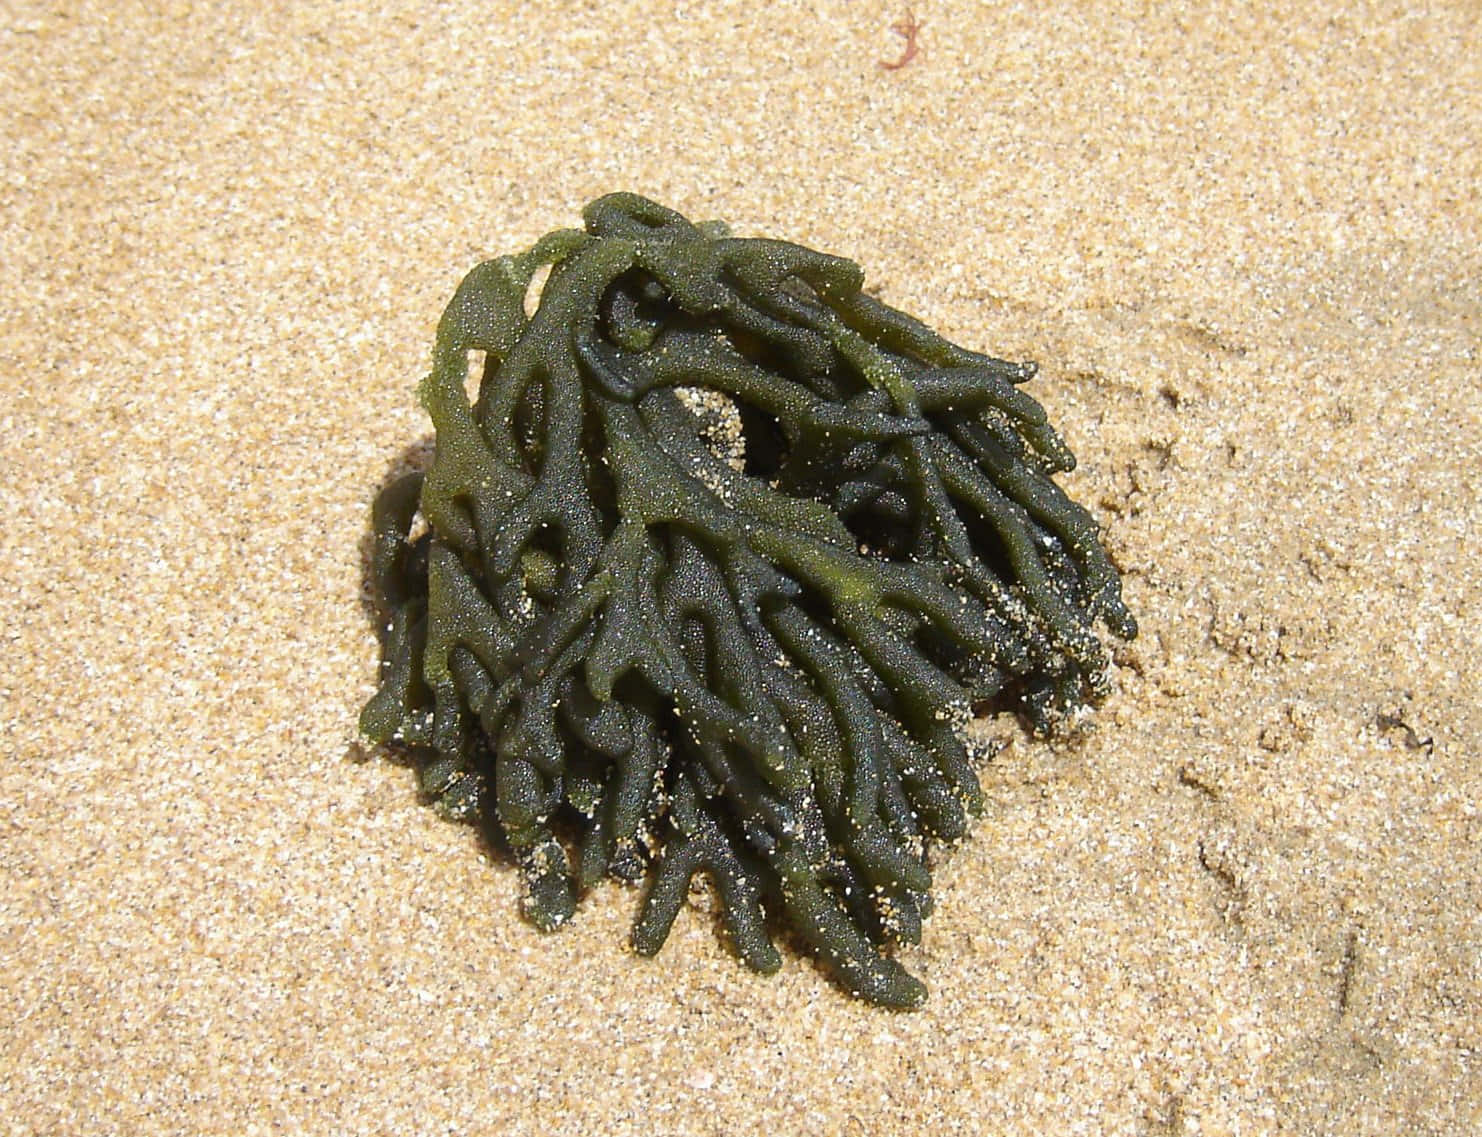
[360,193,1135,1007]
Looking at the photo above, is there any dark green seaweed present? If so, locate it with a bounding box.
[361,193,1135,1007]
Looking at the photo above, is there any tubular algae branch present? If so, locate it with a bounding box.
[360,194,1135,1007]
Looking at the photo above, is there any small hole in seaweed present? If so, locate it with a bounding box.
[720,325,785,374]
[464,350,487,408]
[673,387,747,472]
[736,399,788,479]
[834,479,917,561]
[406,509,429,546]
[600,269,675,350]
[912,621,968,677]
[523,263,553,318]
[513,372,547,472]
[952,498,1016,584]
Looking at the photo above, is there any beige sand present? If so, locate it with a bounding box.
[3,2,1478,1133]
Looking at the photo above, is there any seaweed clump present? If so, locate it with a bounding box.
[360,193,1135,1007]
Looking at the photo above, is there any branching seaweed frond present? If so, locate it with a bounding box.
[361,194,1135,1007]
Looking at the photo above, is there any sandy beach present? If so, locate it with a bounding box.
[3,2,1478,1133]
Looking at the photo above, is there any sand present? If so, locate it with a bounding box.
[2,2,1478,1133]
